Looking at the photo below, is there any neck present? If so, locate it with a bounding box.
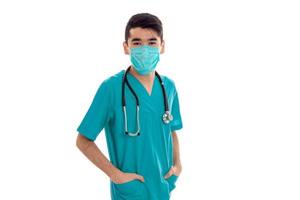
[129,65,155,83]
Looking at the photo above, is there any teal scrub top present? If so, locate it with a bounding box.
[77,69,183,200]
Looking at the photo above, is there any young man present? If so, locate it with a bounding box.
[76,13,183,200]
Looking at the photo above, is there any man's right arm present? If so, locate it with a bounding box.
[75,133,144,184]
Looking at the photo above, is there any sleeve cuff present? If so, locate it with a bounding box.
[171,123,183,132]
[77,127,97,141]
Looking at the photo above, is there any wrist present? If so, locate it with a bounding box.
[173,163,182,176]
[174,162,182,168]
[108,167,122,180]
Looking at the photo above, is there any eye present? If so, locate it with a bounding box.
[149,42,157,45]
[132,42,142,46]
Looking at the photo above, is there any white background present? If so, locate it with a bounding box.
[0,0,299,199]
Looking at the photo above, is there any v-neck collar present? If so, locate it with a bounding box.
[126,70,157,97]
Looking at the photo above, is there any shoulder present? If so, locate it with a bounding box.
[100,69,125,88]
[91,70,124,99]
[159,73,178,96]
[93,69,125,102]
[160,73,176,88]
[161,74,173,83]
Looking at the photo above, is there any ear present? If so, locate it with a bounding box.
[160,40,165,54]
[123,41,130,55]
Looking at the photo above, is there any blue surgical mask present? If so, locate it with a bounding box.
[130,45,160,75]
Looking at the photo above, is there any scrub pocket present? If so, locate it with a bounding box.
[166,174,179,192]
[113,179,146,199]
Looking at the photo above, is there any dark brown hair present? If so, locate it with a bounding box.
[125,13,163,43]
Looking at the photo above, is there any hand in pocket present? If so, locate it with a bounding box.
[164,165,182,179]
[111,171,145,184]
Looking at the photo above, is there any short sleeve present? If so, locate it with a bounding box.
[76,79,112,141]
[170,86,183,132]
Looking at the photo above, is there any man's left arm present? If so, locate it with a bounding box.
[172,131,182,176]
[164,131,182,179]
[164,81,183,179]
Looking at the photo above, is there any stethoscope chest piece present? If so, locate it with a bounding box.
[163,111,173,124]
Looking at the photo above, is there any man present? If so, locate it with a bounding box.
[76,13,183,200]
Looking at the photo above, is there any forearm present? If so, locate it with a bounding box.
[172,131,182,167]
[76,134,121,179]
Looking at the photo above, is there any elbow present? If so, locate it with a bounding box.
[76,134,82,149]
[76,133,91,150]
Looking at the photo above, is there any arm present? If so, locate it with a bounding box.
[172,131,182,176]
[164,131,182,179]
[76,133,120,179]
[76,133,144,183]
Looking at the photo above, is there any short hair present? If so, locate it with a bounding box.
[125,13,163,43]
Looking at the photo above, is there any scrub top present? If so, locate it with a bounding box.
[77,69,183,200]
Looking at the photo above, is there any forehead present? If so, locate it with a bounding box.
[128,27,160,41]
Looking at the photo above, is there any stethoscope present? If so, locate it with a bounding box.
[122,66,173,136]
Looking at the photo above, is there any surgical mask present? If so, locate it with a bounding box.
[130,45,160,75]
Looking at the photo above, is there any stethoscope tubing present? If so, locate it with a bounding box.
[122,66,172,136]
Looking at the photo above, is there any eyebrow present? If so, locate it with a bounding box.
[130,37,158,42]
[148,38,157,41]
[131,38,142,42]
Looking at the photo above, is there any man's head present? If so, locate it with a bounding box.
[123,13,165,55]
